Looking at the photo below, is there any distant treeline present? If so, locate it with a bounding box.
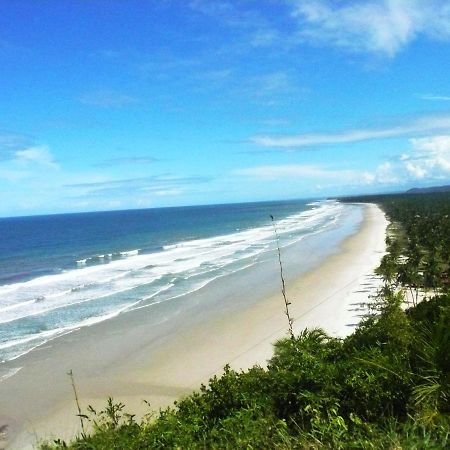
[42,193,450,449]
[340,192,450,297]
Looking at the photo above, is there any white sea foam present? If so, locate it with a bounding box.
[75,249,140,267]
[121,249,139,257]
[0,298,143,363]
[0,200,347,362]
[0,201,342,314]
[0,366,22,382]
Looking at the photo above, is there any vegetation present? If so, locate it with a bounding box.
[42,193,450,449]
[341,192,450,301]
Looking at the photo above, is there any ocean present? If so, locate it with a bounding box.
[0,199,354,365]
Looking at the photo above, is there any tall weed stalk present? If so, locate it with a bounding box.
[270,214,294,340]
[67,369,86,436]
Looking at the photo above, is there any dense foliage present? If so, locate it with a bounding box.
[42,193,450,449]
[341,192,450,298]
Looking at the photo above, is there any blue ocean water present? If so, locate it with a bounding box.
[0,199,346,363]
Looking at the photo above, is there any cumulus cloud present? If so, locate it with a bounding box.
[402,135,450,179]
[360,136,450,185]
[291,0,450,57]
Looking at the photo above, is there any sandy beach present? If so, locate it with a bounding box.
[0,203,387,449]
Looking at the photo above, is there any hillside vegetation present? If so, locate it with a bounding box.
[42,193,450,449]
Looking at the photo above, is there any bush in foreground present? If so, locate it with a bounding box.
[41,294,450,449]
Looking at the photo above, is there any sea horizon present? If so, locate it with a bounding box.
[0,195,325,220]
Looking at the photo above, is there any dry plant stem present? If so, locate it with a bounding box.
[67,369,86,436]
[270,214,295,340]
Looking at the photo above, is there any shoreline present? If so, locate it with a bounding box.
[1,203,387,449]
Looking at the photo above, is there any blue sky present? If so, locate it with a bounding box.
[1,0,450,216]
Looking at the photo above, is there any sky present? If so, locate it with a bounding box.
[1,0,450,217]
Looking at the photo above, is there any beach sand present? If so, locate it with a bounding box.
[0,203,387,449]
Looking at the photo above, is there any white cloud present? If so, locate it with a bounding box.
[343,135,450,185]
[419,94,450,102]
[234,162,402,192]
[14,146,59,170]
[356,136,450,184]
[234,135,450,195]
[235,163,365,182]
[250,114,450,148]
[0,132,32,160]
[291,0,450,57]
[402,135,450,179]
[403,160,427,179]
[375,161,396,183]
[152,188,184,197]
[0,144,59,184]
